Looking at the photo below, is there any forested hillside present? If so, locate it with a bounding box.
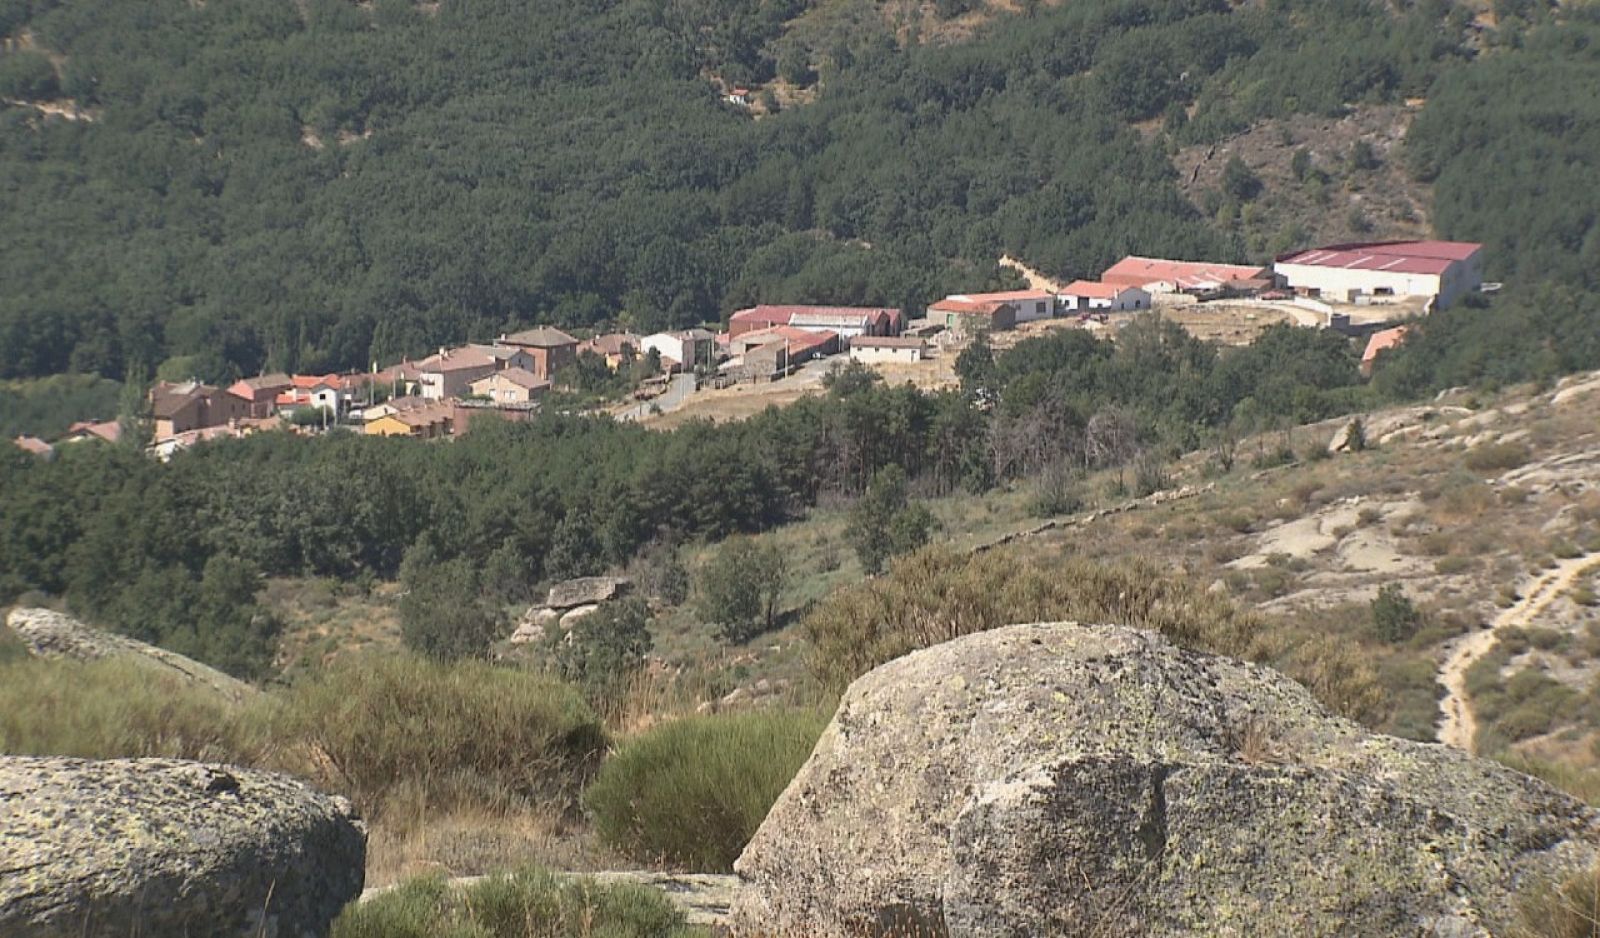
[2,0,1476,382]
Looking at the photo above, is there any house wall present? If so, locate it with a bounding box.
[642,334,687,367]
[1012,298,1055,323]
[470,374,544,404]
[524,345,576,380]
[850,346,924,364]
[1275,262,1478,308]
[420,364,497,400]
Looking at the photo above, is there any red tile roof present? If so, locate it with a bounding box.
[952,289,1053,303]
[1362,326,1412,365]
[929,297,1010,316]
[731,305,898,326]
[1102,256,1271,290]
[13,435,53,455]
[741,325,838,356]
[1062,280,1130,300]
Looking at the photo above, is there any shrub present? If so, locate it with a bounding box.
[1464,441,1532,473]
[399,543,504,660]
[333,866,696,938]
[845,466,937,575]
[270,654,606,818]
[0,657,265,763]
[1371,583,1424,643]
[584,708,828,871]
[542,597,653,700]
[805,545,1271,695]
[695,537,787,643]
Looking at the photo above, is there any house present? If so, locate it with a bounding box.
[414,347,501,401]
[729,305,901,339]
[1360,325,1412,377]
[787,309,891,341]
[150,381,250,439]
[227,374,293,418]
[1060,281,1152,313]
[642,329,718,371]
[949,289,1056,323]
[849,336,929,364]
[728,325,839,359]
[928,296,1017,336]
[1101,256,1274,294]
[451,400,537,434]
[498,327,580,380]
[725,87,751,106]
[1274,241,1484,310]
[470,367,551,404]
[362,395,435,422]
[149,425,245,461]
[61,420,122,445]
[730,327,840,382]
[13,435,54,457]
[468,344,539,374]
[365,400,455,439]
[577,333,642,370]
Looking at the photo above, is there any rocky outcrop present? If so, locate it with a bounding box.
[5,608,257,703]
[508,577,630,646]
[733,623,1600,937]
[546,576,629,610]
[0,756,365,938]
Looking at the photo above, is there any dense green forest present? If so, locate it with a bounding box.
[1,0,1478,382]
[0,318,1364,675]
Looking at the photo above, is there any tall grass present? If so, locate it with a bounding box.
[334,866,701,938]
[584,709,829,872]
[801,544,1389,725]
[268,655,608,819]
[0,656,267,763]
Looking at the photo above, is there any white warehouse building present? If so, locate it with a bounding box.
[1274,240,1484,310]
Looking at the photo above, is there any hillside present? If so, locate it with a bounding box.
[6,0,1574,386]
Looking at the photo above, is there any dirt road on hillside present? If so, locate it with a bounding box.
[999,256,1066,294]
[1437,553,1600,753]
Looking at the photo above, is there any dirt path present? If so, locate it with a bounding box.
[999,255,1066,294]
[1437,553,1600,753]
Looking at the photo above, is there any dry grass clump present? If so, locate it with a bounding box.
[802,544,1389,726]
[334,866,701,938]
[1516,861,1600,938]
[267,654,607,821]
[1464,441,1533,474]
[0,656,268,763]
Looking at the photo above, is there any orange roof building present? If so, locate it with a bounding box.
[1360,325,1412,377]
[1101,256,1272,292]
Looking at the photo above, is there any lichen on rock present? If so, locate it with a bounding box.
[0,756,366,938]
[733,622,1600,937]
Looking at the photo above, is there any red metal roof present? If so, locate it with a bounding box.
[1278,240,1482,275]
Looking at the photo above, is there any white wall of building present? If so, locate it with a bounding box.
[1276,250,1483,309]
[643,333,690,368]
[1062,288,1150,312]
[850,345,924,364]
[1012,297,1055,323]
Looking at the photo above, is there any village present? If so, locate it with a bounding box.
[11,238,1486,458]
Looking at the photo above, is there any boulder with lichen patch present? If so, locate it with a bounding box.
[5,607,257,704]
[0,756,365,938]
[733,623,1600,937]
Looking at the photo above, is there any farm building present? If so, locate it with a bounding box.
[946,289,1055,323]
[849,336,928,364]
[729,305,900,339]
[1275,240,1484,310]
[929,296,1016,336]
[1101,256,1273,294]
[643,329,717,370]
[1060,281,1151,313]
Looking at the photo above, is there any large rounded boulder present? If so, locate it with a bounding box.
[0,756,366,938]
[733,623,1600,937]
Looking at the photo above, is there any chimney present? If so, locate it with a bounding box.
[439,347,447,359]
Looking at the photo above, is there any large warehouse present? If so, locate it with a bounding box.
[1274,240,1484,310]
